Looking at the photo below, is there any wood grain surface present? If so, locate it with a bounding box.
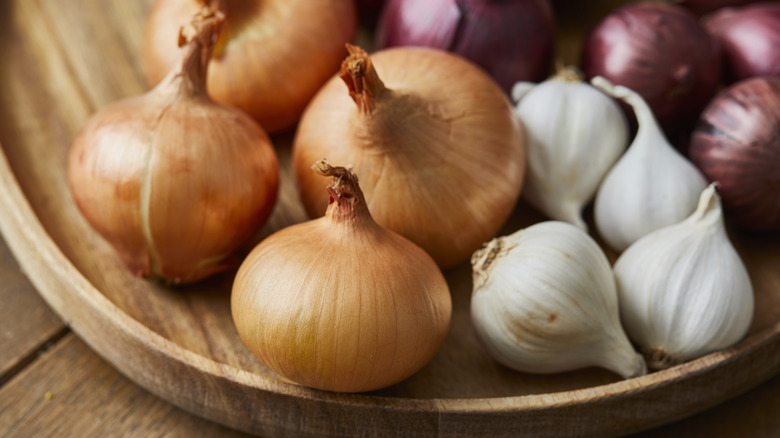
[1,0,780,437]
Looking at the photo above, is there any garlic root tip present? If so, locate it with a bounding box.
[644,347,679,371]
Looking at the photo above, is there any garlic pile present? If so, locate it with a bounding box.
[591,76,707,253]
[614,184,754,370]
[512,67,627,230]
[470,221,646,379]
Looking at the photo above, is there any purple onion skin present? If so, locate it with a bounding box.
[582,2,721,137]
[375,0,556,94]
[689,76,780,231]
[706,3,780,83]
[679,0,758,15]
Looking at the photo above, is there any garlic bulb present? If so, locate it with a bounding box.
[470,221,646,379]
[591,76,707,253]
[512,67,628,230]
[614,184,754,370]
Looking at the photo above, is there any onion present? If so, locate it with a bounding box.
[677,0,757,15]
[68,10,279,284]
[142,0,357,133]
[705,2,780,82]
[231,161,452,393]
[292,45,526,269]
[689,76,780,231]
[375,0,556,94]
[581,2,721,137]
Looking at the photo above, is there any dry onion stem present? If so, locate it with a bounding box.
[293,45,526,268]
[68,10,279,284]
[232,160,452,393]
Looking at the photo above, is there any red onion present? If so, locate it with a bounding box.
[706,2,780,82]
[677,0,758,15]
[375,0,556,94]
[689,76,780,231]
[581,2,721,137]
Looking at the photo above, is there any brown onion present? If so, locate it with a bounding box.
[689,76,780,230]
[142,0,357,133]
[69,10,279,284]
[375,0,556,94]
[581,2,721,136]
[292,45,526,268]
[231,161,452,393]
[706,2,780,82]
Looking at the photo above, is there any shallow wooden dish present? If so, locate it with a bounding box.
[2,0,780,436]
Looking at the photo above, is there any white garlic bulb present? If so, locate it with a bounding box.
[470,221,646,379]
[614,184,754,370]
[591,76,707,253]
[512,68,628,230]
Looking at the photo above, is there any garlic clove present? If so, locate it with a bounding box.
[471,221,646,379]
[614,184,754,369]
[513,68,628,230]
[591,76,707,253]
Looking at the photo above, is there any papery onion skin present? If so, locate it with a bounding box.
[705,3,780,82]
[581,1,721,136]
[231,162,451,393]
[375,0,556,94]
[142,0,357,133]
[69,12,279,284]
[689,76,780,231]
[292,46,526,269]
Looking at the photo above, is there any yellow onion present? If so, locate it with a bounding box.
[292,45,525,268]
[142,0,357,133]
[68,10,279,284]
[232,161,452,393]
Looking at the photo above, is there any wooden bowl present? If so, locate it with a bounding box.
[1,0,779,436]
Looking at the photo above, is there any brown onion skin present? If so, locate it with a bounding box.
[375,0,556,94]
[231,163,451,393]
[689,76,780,230]
[581,2,721,137]
[142,0,357,133]
[706,2,780,83]
[70,13,279,284]
[292,46,526,269]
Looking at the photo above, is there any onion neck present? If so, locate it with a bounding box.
[155,8,225,99]
[313,160,375,226]
[339,44,388,115]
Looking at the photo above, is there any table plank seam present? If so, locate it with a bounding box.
[0,326,70,388]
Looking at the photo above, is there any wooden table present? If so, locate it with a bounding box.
[0,231,779,437]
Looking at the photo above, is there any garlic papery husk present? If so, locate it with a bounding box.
[470,221,647,379]
[512,67,628,230]
[591,76,707,253]
[614,184,754,370]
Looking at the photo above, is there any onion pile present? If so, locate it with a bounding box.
[375,0,556,94]
[69,10,279,284]
[689,76,780,231]
[581,2,721,136]
[142,0,357,133]
[706,2,780,82]
[292,45,526,269]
